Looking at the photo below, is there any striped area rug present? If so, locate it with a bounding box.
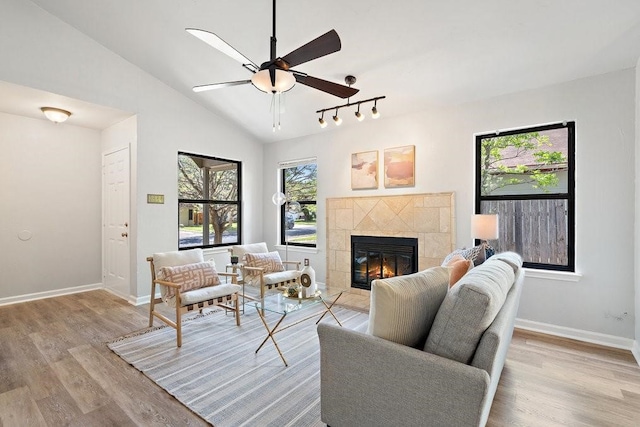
[108,305,368,427]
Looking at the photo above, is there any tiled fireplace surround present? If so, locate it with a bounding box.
[326,192,455,294]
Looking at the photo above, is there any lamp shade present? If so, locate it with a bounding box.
[251,69,295,93]
[471,214,499,240]
[41,107,71,123]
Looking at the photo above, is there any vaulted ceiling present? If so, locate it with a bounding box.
[18,1,640,141]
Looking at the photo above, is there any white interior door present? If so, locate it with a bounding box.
[103,146,130,298]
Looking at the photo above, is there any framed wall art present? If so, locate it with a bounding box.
[384,145,415,188]
[351,150,378,190]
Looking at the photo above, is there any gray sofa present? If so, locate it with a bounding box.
[318,252,524,427]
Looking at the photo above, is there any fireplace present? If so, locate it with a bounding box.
[351,235,418,290]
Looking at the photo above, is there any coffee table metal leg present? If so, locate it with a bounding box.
[254,306,289,367]
[315,292,344,326]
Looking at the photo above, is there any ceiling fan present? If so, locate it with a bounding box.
[186,0,359,99]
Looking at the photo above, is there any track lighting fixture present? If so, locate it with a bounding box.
[333,108,342,126]
[316,95,385,128]
[315,76,385,128]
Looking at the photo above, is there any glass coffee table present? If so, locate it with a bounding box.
[251,286,346,367]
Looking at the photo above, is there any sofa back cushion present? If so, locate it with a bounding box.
[424,253,522,363]
[366,266,449,348]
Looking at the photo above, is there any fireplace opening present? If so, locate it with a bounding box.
[351,235,418,290]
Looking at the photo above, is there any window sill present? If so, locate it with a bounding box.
[274,244,319,255]
[523,268,582,282]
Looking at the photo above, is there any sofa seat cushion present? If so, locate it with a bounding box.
[166,283,241,308]
[366,266,449,348]
[424,254,521,364]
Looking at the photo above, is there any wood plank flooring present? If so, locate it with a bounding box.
[0,289,639,426]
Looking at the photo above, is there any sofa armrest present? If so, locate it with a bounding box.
[318,324,490,427]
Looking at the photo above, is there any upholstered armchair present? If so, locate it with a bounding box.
[229,242,301,304]
[147,248,241,347]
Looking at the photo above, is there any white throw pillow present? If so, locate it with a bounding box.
[366,267,450,348]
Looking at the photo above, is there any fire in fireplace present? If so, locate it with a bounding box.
[351,235,418,290]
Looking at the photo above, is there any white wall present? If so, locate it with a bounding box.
[0,112,102,300]
[635,58,640,361]
[0,0,263,300]
[265,69,637,341]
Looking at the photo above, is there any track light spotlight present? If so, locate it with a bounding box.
[333,109,342,126]
[319,111,327,128]
[371,100,380,119]
[355,103,364,121]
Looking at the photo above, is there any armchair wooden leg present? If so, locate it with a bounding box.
[176,302,182,348]
[234,294,241,326]
[149,283,156,327]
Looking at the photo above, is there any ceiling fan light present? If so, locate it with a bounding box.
[251,69,296,93]
[355,109,364,121]
[319,117,327,128]
[41,107,71,123]
[371,105,380,119]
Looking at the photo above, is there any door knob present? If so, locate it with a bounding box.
[121,232,128,237]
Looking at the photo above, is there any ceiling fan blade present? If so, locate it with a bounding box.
[186,28,258,70]
[193,80,251,92]
[281,29,341,68]
[294,74,359,99]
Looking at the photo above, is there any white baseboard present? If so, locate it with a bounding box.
[0,283,103,307]
[515,318,635,351]
[632,341,640,366]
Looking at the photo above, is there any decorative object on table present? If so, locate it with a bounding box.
[286,285,300,298]
[384,145,415,188]
[299,258,317,298]
[471,214,499,263]
[230,255,239,265]
[351,150,378,190]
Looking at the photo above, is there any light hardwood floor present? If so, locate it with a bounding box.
[0,290,639,426]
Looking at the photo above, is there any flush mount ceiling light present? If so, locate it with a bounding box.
[316,75,385,128]
[41,107,71,123]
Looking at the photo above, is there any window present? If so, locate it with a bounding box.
[475,122,575,271]
[280,160,317,247]
[178,152,242,249]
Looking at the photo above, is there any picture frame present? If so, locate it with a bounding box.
[351,150,378,190]
[384,145,415,188]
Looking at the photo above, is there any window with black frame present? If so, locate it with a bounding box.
[475,122,575,271]
[178,152,241,249]
[280,161,317,247]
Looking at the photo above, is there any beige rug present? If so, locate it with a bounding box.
[108,305,368,427]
